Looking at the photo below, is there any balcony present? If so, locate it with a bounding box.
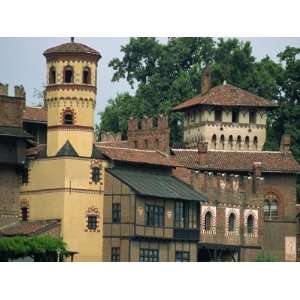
[174,228,199,241]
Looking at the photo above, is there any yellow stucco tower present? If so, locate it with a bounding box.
[44,39,101,157]
[20,40,106,261]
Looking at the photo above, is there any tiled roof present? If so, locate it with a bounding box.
[173,84,277,111]
[0,219,60,237]
[172,149,300,174]
[23,106,47,123]
[44,42,101,58]
[107,168,207,202]
[96,145,182,167]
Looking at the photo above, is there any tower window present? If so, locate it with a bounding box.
[49,67,56,84]
[92,167,100,183]
[249,111,256,124]
[228,135,233,150]
[64,66,74,83]
[253,136,258,150]
[87,215,97,230]
[63,111,74,125]
[245,136,250,150]
[21,207,28,221]
[211,134,217,150]
[215,110,222,122]
[83,67,91,84]
[220,135,225,150]
[237,136,241,150]
[228,213,235,232]
[232,110,239,123]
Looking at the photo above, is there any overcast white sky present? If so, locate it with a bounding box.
[0,37,300,123]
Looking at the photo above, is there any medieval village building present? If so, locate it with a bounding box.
[0,40,299,262]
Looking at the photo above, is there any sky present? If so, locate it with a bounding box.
[0,37,300,124]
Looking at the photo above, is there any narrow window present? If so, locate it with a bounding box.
[249,111,256,124]
[111,247,120,262]
[83,67,91,84]
[49,67,56,84]
[112,203,121,223]
[64,66,73,83]
[211,134,217,150]
[144,139,148,149]
[237,135,241,150]
[270,200,278,217]
[247,215,254,234]
[87,215,97,230]
[134,140,138,148]
[204,211,212,231]
[253,136,258,150]
[220,135,225,150]
[215,109,222,122]
[175,251,190,262]
[228,135,233,150]
[92,167,100,183]
[21,207,28,221]
[232,110,239,123]
[139,248,159,262]
[63,111,73,125]
[228,213,235,232]
[245,136,250,150]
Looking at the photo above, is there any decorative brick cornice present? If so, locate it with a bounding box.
[46,83,97,93]
[47,125,94,131]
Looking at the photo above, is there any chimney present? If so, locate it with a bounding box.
[198,141,208,167]
[280,134,291,154]
[201,65,211,95]
[0,83,9,96]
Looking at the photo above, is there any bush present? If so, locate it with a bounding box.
[0,235,68,262]
[256,251,279,262]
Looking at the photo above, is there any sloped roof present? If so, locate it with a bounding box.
[44,42,101,58]
[0,219,60,237]
[56,140,79,157]
[23,106,47,124]
[172,149,300,174]
[0,126,32,138]
[173,84,277,111]
[107,168,207,202]
[95,145,181,167]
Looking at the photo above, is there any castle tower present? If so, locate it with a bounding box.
[43,39,101,157]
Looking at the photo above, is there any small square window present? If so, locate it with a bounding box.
[175,251,190,262]
[87,215,97,230]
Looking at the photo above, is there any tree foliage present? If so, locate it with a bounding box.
[99,38,300,198]
[0,235,68,262]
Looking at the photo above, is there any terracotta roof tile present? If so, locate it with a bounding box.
[23,106,47,123]
[172,149,300,174]
[96,145,182,167]
[0,219,60,236]
[44,42,101,58]
[173,84,277,111]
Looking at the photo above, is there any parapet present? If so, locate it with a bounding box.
[0,83,26,98]
[101,132,122,142]
[0,83,9,96]
[128,115,169,131]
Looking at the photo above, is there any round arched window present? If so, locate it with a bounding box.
[49,66,56,84]
[211,134,217,150]
[204,211,212,231]
[83,67,91,84]
[63,111,74,125]
[247,215,254,234]
[264,193,279,219]
[228,213,235,232]
[64,66,74,83]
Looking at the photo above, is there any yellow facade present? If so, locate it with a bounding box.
[20,41,105,261]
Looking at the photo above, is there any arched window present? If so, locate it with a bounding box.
[63,111,74,125]
[204,211,212,231]
[211,134,217,150]
[237,136,241,150]
[82,67,91,84]
[247,215,254,234]
[228,213,235,232]
[49,66,56,84]
[253,136,258,150]
[228,135,233,150]
[64,66,74,83]
[264,194,279,219]
[245,136,250,150]
[220,135,225,150]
